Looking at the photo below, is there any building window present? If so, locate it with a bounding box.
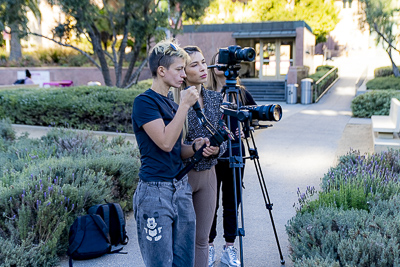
[237,38,294,80]
[280,41,294,76]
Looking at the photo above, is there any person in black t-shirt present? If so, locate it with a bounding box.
[131,40,215,266]
[206,52,257,267]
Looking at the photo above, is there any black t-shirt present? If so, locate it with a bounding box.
[131,89,184,182]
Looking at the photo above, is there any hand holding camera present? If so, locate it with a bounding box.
[192,137,219,158]
[180,86,199,108]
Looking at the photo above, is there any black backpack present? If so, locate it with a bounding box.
[88,202,129,246]
[67,214,125,267]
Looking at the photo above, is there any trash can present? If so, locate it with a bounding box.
[301,78,313,104]
[286,84,298,104]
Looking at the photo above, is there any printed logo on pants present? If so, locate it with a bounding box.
[143,212,162,241]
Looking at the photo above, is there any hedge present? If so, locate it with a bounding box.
[308,65,335,82]
[374,66,400,78]
[0,79,151,133]
[351,90,400,118]
[366,76,400,90]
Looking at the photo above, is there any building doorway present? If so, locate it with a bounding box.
[237,39,294,80]
[255,39,294,80]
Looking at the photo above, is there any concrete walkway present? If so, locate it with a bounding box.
[11,48,388,266]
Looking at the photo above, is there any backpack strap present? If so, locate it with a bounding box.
[67,216,85,256]
[90,214,111,242]
[88,204,102,215]
[89,204,111,234]
[67,216,85,267]
[102,205,110,233]
[110,247,127,254]
[90,214,127,255]
[111,203,129,245]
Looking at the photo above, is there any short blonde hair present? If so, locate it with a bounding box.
[149,39,189,77]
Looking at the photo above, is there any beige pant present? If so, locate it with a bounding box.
[188,166,217,267]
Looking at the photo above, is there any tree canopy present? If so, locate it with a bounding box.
[0,0,41,60]
[28,0,210,87]
[358,0,399,76]
[203,0,340,43]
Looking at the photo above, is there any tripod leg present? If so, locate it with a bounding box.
[252,157,285,265]
[235,166,245,266]
[231,163,245,267]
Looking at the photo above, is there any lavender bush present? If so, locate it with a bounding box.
[0,122,140,266]
[294,149,400,213]
[288,150,400,266]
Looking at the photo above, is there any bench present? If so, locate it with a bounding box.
[43,80,74,87]
[371,98,400,152]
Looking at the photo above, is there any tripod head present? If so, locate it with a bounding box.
[208,45,282,128]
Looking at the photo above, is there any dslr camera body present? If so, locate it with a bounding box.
[218,45,256,65]
[215,45,282,123]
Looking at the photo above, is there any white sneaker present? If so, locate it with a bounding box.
[221,245,241,267]
[209,245,216,267]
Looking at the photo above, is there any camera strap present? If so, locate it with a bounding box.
[176,88,234,181]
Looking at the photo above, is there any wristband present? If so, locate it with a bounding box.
[192,142,197,153]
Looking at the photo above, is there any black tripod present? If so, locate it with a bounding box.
[219,66,285,266]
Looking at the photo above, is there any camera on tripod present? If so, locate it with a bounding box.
[218,45,256,65]
[207,45,286,265]
[211,45,283,125]
[220,103,282,123]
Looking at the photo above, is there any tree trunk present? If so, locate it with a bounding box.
[89,29,112,86]
[9,23,22,61]
[115,29,128,88]
[387,47,400,77]
[125,58,148,88]
[114,12,129,88]
[122,40,143,87]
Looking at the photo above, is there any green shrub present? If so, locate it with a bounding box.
[315,65,334,72]
[64,53,90,67]
[308,65,334,81]
[0,120,140,265]
[308,70,326,82]
[289,150,400,265]
[293,256,340,267]
[351,90,400,118]
[308,65,338,102]
[0,81,149,133]
[308,65,334,82]
[308,66,331,81]
[4,55,42,67]
[0,168,109,266]
[295,150,400,214]
[287,197,400,266]
[366,76,400,90]
[0,118,16,141]
[27,48,93,67]
[374,66,400,78]
[1,128,140,209]
[128,78,152,90]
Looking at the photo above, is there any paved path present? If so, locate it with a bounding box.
[49,48,391,266]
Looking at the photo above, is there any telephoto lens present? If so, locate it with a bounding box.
[246,104,282,121]
[235,47,255,62]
